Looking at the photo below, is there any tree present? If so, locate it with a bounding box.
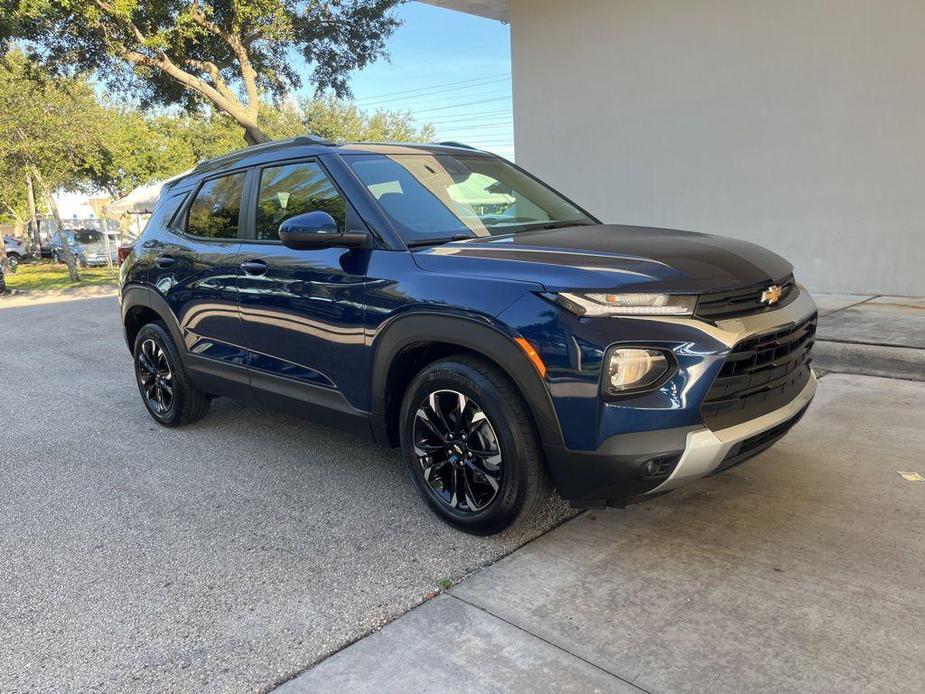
[0,51,113,281]
[7,0,404,145]
[298,96,436,142]
[98,98,434,198]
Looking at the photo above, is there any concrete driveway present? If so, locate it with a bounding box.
[0,295,569,692]
[282,372,925,693]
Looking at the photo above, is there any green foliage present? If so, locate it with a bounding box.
[0,50,111,194]
[0,48,434,226]
[299,95,436,143]
[5,0,405,141]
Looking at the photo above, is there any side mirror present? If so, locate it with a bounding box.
[278,211,368,250]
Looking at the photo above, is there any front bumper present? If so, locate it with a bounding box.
[646,372,816,494]
[542,287,818,507]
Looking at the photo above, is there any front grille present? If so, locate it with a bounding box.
[696,275,797,321]
[713,403,810,474]
[701,313,816,430]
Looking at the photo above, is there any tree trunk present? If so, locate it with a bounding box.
[0,233,9,277]
[0,205,20,276]
[32,168,80,282]
[26,172,41,255]
[243,122,270,146]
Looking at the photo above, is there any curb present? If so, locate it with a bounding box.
[813,339,925,382]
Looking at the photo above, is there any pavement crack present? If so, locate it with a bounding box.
[819,294,880,317]
[447,593,651,693]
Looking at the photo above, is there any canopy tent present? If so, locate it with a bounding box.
[106,170,192,216]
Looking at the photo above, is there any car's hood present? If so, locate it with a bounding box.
[411,224,793,293]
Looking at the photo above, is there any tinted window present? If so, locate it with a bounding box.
[186,173,246,239]
[255,162,346,241]
[144,192,187,234]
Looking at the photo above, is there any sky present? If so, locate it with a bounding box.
[302,2,514,160]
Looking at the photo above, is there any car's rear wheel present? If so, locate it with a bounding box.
[133,322,210,427]
[7,254,18,271]
[400,355,551,535]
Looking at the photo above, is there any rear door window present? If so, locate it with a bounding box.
[186,173,247,239]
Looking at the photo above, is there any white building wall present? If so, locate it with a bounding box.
[510,0,925,294]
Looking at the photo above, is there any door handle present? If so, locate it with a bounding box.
[155,254,175,268]
[240,259,269,276]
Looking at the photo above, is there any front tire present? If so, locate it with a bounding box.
[400,355,551,535]
[133,322,210,427]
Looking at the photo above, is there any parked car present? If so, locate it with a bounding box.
[4,235,30,270]
[49,228,118,267]
[119,137,817,535]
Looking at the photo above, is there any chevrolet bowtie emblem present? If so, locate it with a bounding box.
[761,284,783,305]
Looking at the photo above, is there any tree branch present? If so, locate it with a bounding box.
[184,58,238,104]
[188,1,260,116]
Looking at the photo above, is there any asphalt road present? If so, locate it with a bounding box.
[0,295,570,692]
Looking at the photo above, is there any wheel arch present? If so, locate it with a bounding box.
[121,285,185,355]
[370,312,563,450]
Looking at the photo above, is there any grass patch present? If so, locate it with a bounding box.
[4,261,119,292]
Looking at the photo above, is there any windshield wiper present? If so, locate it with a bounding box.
[406,234,475,248]
[523,220,593,232]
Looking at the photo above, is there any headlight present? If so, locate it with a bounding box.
[604,348,672,394]
[554,292,696,317]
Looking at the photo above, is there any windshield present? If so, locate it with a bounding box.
[66,230,104,245]
[345,153,594,244]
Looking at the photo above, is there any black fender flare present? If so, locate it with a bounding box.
[120,285,185,354]
[369,311,564,450]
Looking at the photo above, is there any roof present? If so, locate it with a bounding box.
[183,137,492,181]
[418,0,509,22]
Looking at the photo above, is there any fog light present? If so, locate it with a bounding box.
[605,348,671,394]
[640,455,680,479]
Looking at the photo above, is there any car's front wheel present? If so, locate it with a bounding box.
[400,355,551,535]
[7,254,19,271]
[133,322,210,427]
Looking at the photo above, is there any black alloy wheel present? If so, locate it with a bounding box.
[400,355,551,535]
[412,389,503,513]
[137,338,174,416]
[132,322,210,427]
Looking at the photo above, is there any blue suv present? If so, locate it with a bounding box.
[120,137,817,534]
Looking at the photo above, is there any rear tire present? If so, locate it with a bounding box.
[400,355,551,535]
[133,322,210,427]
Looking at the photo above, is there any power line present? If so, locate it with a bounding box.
[367,89,512,112]
[423,110,513,125]
[411,95,512,115]
[435,120,514,129]
[354,72,511,103]
[437,122,514,131]
[358,77,511,107]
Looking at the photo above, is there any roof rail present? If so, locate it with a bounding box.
[436,141,479,150]
[192,134,336,170]
[294,134,336,146]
